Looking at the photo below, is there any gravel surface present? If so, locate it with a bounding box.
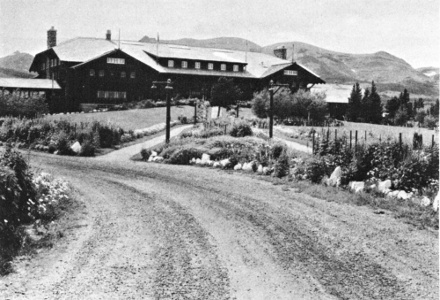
[0,136,438,299]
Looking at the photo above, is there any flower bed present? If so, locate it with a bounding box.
[0,147,72,274]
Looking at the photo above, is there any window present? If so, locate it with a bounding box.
[99,70,104,77]
[121,71,126,78]
[97,90,127,99]
[90,69,95,76]
[221,64,226,71]
[107,57,125,64]
[50,59,53,67]
[41,63,45,70]
[233,65,239,72]
[168,60,174,67]
[130,72,136,78]
[195,62,201,69]
[182,61,188,68]
[208,63,214,70]
[284,70,298,76]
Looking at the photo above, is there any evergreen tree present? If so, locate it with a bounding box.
[369,81,383,123]
[346,83,362,122]
[211,77,242,117]
[430,99,439,118]
[360,87,370,122]
[385,96,400,118]
[399,89,410,108]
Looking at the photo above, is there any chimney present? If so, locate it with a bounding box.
[106,30,111,41]
[273,45,287,60]
[47,26,57,48]
[292,44,295,62]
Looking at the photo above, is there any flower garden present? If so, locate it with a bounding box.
[138,119,439,228]
[0,146,72,274]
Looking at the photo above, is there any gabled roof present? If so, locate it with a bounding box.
[31,37,324,82]
[0,78,61,89]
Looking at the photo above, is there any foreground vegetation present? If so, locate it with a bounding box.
[0,146,73,274]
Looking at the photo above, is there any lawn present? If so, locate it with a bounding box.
[45,106,195,130]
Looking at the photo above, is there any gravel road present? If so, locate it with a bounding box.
[0,137,438,299]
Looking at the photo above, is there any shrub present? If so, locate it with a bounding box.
[306,157,329,183]
[229,121,253,137]
[79,140,95,156]
[140,148,152,161]
[54,131,73,155]
[273,152,290,178]
[271,143,286,160]
[424,115,437,129]
[168,147,205,165]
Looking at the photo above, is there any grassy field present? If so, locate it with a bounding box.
[45,106,195,130]
[276,121,438,147]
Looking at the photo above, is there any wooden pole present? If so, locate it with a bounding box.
[269,86,274,139]
[355,130,358,150]
[432,134,435,148]
[312,132,315,155]
[327,128,330,142]
[399,133,402,153]
[350,130,352,150]
[335,129,337,143]
[365,130,367,142]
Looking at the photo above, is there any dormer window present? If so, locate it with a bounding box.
[168,60,174,67]
[130,72,136,78]
[107,57,125,64]
[99,70,104,77]
[208,63,214,70]
[182,61,188,68]
[221,64,226,71]
[233,65,239,72]
[90,69,95,76]
[195,62,201,69]
[121,71,126,78]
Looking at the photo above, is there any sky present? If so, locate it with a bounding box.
[0,0,439,68]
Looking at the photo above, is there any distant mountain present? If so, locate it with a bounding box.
[0,51,35,78]
[262,42,438,97]
[417,66,439,83]
[139,36,262,52]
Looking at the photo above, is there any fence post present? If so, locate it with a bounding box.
[379,134,381,143]
[350,130,352,150]
[355,130,358,150]
[365,130,367,143]
[224,124,227,134]
[433,134,435,148]
[335,129,337,143]
[327,128,330,142]
[399,133,402,153]
[312,132,315,155]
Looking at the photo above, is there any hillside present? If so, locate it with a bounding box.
[417,66,439,82]
[0,51,35,78]
[139,36,262,52]
[262,42,438,96]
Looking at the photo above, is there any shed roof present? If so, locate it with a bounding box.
[0,78,61,89]
[311,84,361,103]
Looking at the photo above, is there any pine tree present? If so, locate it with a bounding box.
[346,83,362,122]
[360,87,370,122]
[369,81,382,123]
[385,96,400,118]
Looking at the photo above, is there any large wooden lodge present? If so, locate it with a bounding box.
[29,27,325,110]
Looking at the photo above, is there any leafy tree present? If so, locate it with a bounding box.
[210,77,243,117]
[394,107,409,126]
[415,110,426,125]
[429,99,439,118]
[346,83,362,122]
[251,89,269,118]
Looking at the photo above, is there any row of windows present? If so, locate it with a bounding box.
[41,58,59,70]
[97,91,127,99]
[107,57,125,64]
[90,69,135,78]
[167,60,240,72]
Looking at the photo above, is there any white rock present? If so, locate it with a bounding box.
[234,163,242,170]
[328,166,342,187]
[195,158,202,165]
[242,162,254,172]
[433,192,439,212]
[151,151,158,157]
[70,141,82,153]
[397,190,411,200]
[213,162,221,168]
[190,158,196,164]
[148,155,155,162]
[377,180,392,194]
[257,165,263,175]
[153,156,164,162]
[262,167,270,175]
[386,190,399,198]
[201,153,211,163]
[349,181,365,193]
[420,196,431,207]
[207,160,214,166]
[220,159,230,168]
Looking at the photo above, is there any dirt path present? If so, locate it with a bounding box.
[252,127,312,153]
[0,141,438,299]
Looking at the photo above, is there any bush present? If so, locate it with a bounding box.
[229,121,253,137]
[79,140,96,156]
[273,152,290,178]
[271,143,286,160]
[140,148,152,161]
[424,115,437,129]
[0,92,49,118]
[54,131,73,155]
[306,157,329,183]
[168,147,205,165]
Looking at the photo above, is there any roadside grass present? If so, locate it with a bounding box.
[45,106,195,130]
